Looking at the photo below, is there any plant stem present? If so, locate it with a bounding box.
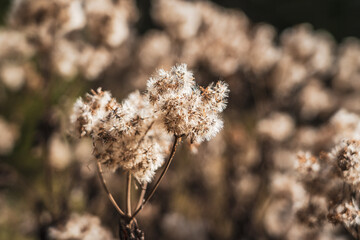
[126,171,132,216]
[130,135,180,220]
[96,161,126,217]
[134,182,148,213]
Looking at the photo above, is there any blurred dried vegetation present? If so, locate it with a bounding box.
[2,0,360,239]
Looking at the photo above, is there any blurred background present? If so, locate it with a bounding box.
[3,0,360,40]
[1,0,360,239]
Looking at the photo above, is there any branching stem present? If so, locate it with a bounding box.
[135,182,148,212]
[96,161,126,217]
[130,135,180,220]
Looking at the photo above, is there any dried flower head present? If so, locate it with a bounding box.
[147,63,229,143]
[152,0,202,40]
[329,199,360,227]
[48,213,114,240]
[334,38,360,91]
[330,109,360,142]
[247,24,280,74]
[71,88,172,183]
[71,64,228,183]
[330,140,360,186]
[296,151,321,179]
[257,112,295,142]
[299,79,335,119]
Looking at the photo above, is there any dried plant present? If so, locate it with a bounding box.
[3,0,360,239]
[70,64,229,239]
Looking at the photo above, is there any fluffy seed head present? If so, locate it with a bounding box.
[330,140,360,186]
[147,63,229,143]
[71,64,229,182]
[71,88,172,183]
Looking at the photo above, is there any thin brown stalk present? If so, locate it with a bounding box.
[126,171,132,216]
[96,161,126,217]
[131,135,180,220]
[135,182,148,212]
